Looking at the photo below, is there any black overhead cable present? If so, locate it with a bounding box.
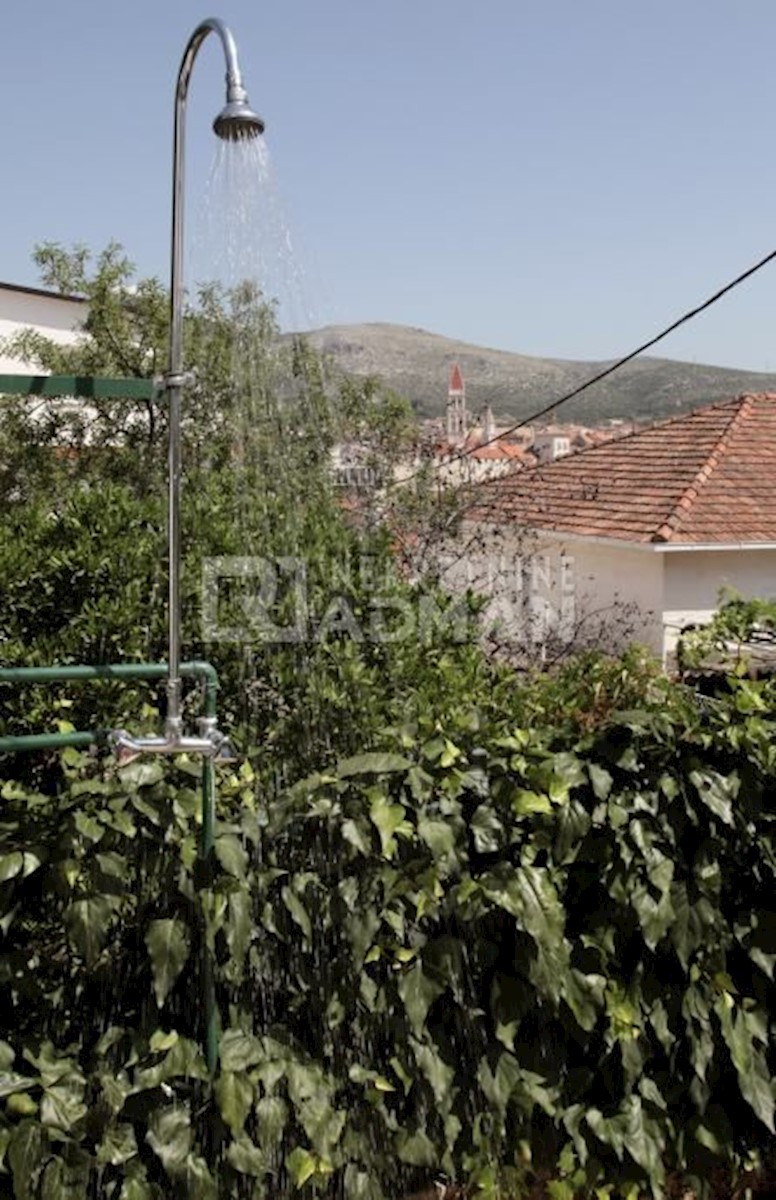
[396,245,776,489]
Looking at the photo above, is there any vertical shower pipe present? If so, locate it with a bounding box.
[165,20,263,1073]
[166,18,264,746]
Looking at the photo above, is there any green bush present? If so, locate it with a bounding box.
[3,244,776,1196]
[1,656,776,1198]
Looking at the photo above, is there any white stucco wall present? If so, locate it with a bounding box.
[447,522,776,665]
[554,536,664,653]
[0,285,85,374]
[444,525,666,657]
[662,548,776,652]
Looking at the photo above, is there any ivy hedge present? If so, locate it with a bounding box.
[2,247,776,1197]
[1,653,775,1198]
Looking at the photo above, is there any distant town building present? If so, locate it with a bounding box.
[532,427,571,463]
[446,362,466,442]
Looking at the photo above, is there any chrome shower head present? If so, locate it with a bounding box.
[213,97,264,140]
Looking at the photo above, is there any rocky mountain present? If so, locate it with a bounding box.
[300,322,776,425]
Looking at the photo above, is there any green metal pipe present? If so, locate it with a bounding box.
[0,662,219,728]
[0,374,160,400]
[201,756,219,1074]
[0,730,108,753]
[0,659,218,689]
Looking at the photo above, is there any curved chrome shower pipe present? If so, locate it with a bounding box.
[116,18,263,762]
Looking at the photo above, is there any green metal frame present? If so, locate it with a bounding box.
[0,660,222,1073]
[0,374,160,400]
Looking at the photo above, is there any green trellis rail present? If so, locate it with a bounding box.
[0,374,160,400]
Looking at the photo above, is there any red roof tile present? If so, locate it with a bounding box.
[449,363,464,394]
[470,442,525,461]
[475,393,776,544]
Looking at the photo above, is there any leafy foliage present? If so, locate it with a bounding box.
[1,654,776,1196]
[3,245,776,1197]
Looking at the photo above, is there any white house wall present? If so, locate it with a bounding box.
[554,536,664,654]
[662,549,776,652]
[445,525,665,657]
[0,287,85,374]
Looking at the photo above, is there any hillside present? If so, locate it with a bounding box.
[300,322,776,424]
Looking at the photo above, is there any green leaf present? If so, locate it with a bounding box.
[411,1038,454,1105]
[255,1095,288,1149]
[225,887,253,974]
[227,1134,266,1177]
[74,810,105,842]
[40,1153,90,1200]
[342,817,370,855]
[215,834,248,879]
[588,762,613,800]
[0,1071,38,1098]
[99,1071,133,1115]
[104,807,137,838]
[548,1181,575,1200]
[471,804,504,852]
[481,866,568,990]
[145,918,191,1008]
[282,886,312,941]
[477,1049,523,1111]
[0,852,24,883]
[397,962,444,1036]
[369,794,411,858]
[716,999,775,1131]
[97,1123,139,1166]
[219,1029,265,1072]
[286,1146,332,1187]
[96,850,126,880]
[417,817,455,857]
[40,1082,87,1131]
[119,1170,156,1200]
[65,895,113,965]
[8,1121,46,1200]
[146,1105,191,1176]
[343,1165,386,1200]
[689,768,736,827]
[181,1154,217,1200]
[149,1029,179,1053]
[511,790,552,817]
[439,738,461,768]
[349,1064,395,1092]
[338,752,411,777]
[396,1128,436,1167]
[287,1063,345,1153]
[120,760,164,788]
[215,1070,254,1136]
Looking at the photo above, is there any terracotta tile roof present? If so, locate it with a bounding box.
[434,438,525,461]
[470,442,525,461]
[475,393,776,544]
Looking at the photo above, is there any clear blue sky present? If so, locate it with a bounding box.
[5,0,776,370]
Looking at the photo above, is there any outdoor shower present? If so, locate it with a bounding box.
[0,15,264,1078]
[114,18,264,762]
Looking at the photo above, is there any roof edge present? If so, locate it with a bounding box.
[653,394,755,542]
[0,280,86,306]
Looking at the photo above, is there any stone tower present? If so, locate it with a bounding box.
[446,362,466,442]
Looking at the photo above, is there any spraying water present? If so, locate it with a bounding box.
[192,136,326,335]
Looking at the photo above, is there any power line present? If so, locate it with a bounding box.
[393,245,776,490]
